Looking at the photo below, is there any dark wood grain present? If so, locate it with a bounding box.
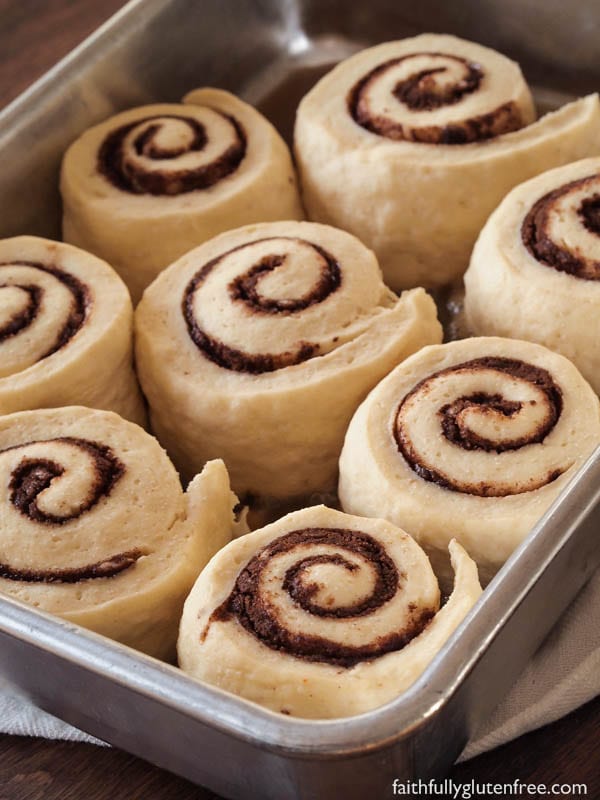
[0,0,125,108]
[0,1,599,797]
[0,732,220,800]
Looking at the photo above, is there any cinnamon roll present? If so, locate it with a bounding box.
[134,220,442,503]
[0,236,145,425]
[465,157,600,394]
[61,88,304,302]
[294,34,600,290]
[339,337,600,584]
[178,505,481,718]
[0,406,240,659]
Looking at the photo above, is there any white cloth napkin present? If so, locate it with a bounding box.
[460,569,600,760]
[1,571,599,761]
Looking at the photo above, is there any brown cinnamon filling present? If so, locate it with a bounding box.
[0,284,41,341]
[579,194,600,235]
[98,112,246,195]
[0,439,141,584]
[522,174,600,280]
[6,437,124,524]
[207,527,435,667]
[393,60,482,110]
[348,52,523,144]
[229,242,341,313]
[395,357,564,496]
[0,261,89,356]
[0,549,143,584]
[182,237,341,373]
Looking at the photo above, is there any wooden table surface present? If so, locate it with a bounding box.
[0,1,599,797]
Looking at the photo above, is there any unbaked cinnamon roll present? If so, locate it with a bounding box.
[134,220,442,504]
[0,406,240,659]
[0,236,145,425]
[61,88,304,302]
[295,34,600,290]
[178,505,481,718]
[339,337,600,584]
[465,157,600,394]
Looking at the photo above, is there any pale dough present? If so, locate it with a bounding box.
[295,34,600,290]
[0,236,145,425]
[339,337,600,585]
[465,157,600,395]
[134,220,442,501]
[178,505,481,718]
[0,406,240,660]
[61,88,304,302]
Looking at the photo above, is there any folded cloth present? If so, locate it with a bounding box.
[459,569,600,760]
[1,571,598,760]
[0,684,104,745]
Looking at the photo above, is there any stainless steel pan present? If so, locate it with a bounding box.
[1,1,599,797]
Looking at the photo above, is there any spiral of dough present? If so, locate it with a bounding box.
[5,437,123,530]
[182,235,343,373]
[61,88,304,302]
[348,50,524,144]
[395,356,564,497]
[339,337,600,584]
[465,157,600,394]
[0,406,240,658]
[178,505,481,718]
[295,34,600,290]
[98,109,245,195]
[0,236,145,425]
[135,220,442,501]
[0,261,86,376]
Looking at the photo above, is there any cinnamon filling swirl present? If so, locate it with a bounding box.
[0,437,141,584]
[0,550,143,584]
[0,261,89,358]
[348,53,523,144]
[208,527,435,667]
[5,437,124,523]
[0,285,41,341]
[522,174,600,280]
[182,237,342,373]
[579,194,600,234]
[395,357,565,496]
[98,112,247,195]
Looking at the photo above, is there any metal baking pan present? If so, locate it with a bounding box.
[1,0,600,797]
